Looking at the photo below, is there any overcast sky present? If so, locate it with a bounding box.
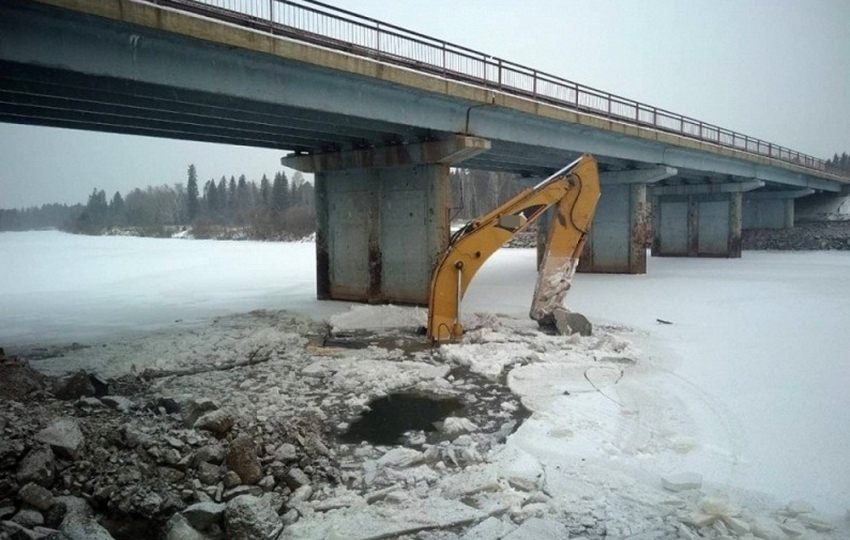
[1,0,848,209]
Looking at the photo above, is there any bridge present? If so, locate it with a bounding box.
[2,0,848,304]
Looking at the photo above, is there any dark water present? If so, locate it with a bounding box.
[340,393,463,445]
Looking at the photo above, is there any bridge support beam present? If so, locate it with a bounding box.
[651,180,763,258]
[743,189,814,230]
[576,166,677,274]
[283,136,490,304]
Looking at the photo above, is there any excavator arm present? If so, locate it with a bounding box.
[427,154,600,342]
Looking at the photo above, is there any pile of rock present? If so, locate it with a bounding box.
[743,221,850,250]
[0,359,342,540]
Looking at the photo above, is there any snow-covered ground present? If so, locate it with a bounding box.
[2,230,849,534]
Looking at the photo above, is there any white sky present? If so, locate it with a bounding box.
[1,0,848,208]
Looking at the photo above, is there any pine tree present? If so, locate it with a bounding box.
[217,177,227,217]
[272,171,289,213]
[260,174,270,207]
[187,164,200,222]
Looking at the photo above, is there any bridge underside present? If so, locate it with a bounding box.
[2,0,847,303]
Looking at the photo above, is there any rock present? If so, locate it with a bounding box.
[1,520,41,540]
[192,444,226,467]
[100,396,133,413]
[376,448,424,469]
[35,419,85,461]
[87,373,109,398]
[158,395,193,414]
[16,447,56,488]
[19,483,54,511]
[223,494,282,540]
[258,476,275,491]
[197,463,221,486]
[222,471,241,489]
[0,439,25,469]
[182,399,219,428]
[193,410,234,437]
[52,371,95,401]
[121,426,149,449]
[552,309,592,337]
[75,397,103,409]
[158,467,186,483]
[660,472,703,492]
[226,436,262,485]
[163,514,210,540]
[283,468,310,490]
[182,502,225,532]
[11,509,44,528]
[0,507,15,520]
[272,443,296,463]
[54,496,115,540]
[136,492,164,518]
[222,486,262,501]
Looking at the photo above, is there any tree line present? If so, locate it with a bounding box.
[826,152,850,172]
[0,165,316,239]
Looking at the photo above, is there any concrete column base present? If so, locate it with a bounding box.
[650,181,765,258]
[652,193,743,258]
[285,135,490,305]
[315,165,450,304]
[577,183,649,273]
[575,166,675,274]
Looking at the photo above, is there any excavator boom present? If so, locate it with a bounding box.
[427,154,600,342]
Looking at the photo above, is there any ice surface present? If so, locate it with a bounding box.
[2,231,849,524]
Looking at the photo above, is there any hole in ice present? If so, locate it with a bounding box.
[340,393,463,446]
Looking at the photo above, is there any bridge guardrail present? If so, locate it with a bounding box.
[153,0,849,180]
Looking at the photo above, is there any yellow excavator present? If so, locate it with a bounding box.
[427,154,600,343]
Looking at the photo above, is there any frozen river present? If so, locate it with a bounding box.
[2,230,849,518]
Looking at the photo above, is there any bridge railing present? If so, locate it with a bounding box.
[154,0,849,179]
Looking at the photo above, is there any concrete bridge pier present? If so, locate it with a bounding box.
[283,136,490,305]
[651,180,763,258]
[576,166,677,274]
[743,189,814,230]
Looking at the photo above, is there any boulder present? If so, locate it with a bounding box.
[192,445,226,467]
[100,396,133,413]
[193,410,233,437]
[226,436,262,485]
[163,514,214,540]
[35,419,85,461]
[52,371,95,401]
[182,399,219,428]
[16,447,56,488]
[87,373,109,397]
[19,483,54,511]
[272,443,296,463]
[181,502,225,532]
[283,468,310,491]
[54,496,115,540]
[553,309,592,337]
[223,494,282,540]
[12,509,45,528]
[196,463,221,486]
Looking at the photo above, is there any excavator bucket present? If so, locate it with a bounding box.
[427,155,600,342]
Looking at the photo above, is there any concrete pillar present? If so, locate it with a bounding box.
[576,166,675,274]
[743,189,814,229]
[283,136,489,304]
[651,180,762,258]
